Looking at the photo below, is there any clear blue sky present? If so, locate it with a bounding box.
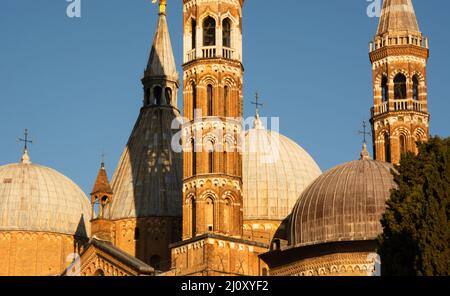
[0,0,449,196]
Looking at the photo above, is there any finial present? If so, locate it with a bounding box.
[360,143,371,160]
[251,91,264,129]
[21,148,32,165]
[152,0,167,15]
[18,129,33,164]
[101,151,106,169]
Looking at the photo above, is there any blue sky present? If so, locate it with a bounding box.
[0,0,449,195]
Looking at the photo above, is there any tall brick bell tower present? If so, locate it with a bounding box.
[167,0,268,276]
[369,0,430,164]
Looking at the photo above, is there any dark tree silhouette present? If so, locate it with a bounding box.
[378,137,450,276]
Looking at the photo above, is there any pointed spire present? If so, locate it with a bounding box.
[376,0,420,36]
[91,162,113,196]
[145,2,178,80]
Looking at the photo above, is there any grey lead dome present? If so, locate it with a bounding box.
[0,151,91,237]
[290,155,396,247]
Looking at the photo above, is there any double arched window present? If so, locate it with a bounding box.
[191,139,197,176]
[191,82,197,118]
[190,198,197,237]
[205,197,214,232]
[224,85,229,116]
[381,76,389,102]
[205,140,214,174]
[394,74,407,100]
[207,84,213,116]
[203,17,216,46]
[412,75,419,101]
[399,135,407,155]
[384,133,391,163]
[191,19,197,50]
[222,18,231,48]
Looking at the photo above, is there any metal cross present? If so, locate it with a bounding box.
[251,91,263,115]
[101,150,106,166]
[358,121,371,144]
[18,129,33,150]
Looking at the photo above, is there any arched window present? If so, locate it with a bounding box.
[165,87,172,105]
[150,255,161,271]
[223,151,227,174]
[207,84,213,116]
[394,74,407,100]
[208,152,214,173]
[145,88,151,105]
[203,17,216,46]
[191,19,197,50]
[205,197,214,232]
[205,140,214,173]
[399,135,407,155]
[384,133,391,163]
[412,75,419,101]
[223,198,231,233]
[192,139,197,176]
[154,86,162,105]
[224,85,229,116]
[222,18,231,48]
[192,82,197,118]
[381,76,389,102]
[191,198,197,236]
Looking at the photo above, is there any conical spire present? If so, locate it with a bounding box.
[145,4,178,80]
[376,0,420,36]
[91,162,113,196]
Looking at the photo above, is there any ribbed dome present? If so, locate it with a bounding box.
[243,117,322,221]
[0,151,91,237]
[290,151,396,247]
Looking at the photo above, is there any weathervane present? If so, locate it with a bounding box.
[358,121,371,144]
[152,0,167,15]
[251,91,263,117]
[18,129,33,151]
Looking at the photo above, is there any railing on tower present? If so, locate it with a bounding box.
[202,46,216,58]
[369,35,429,52]
[186,49,196,62]
[373,100,426,116]
[222,47,235,59]
[185,47,238,62]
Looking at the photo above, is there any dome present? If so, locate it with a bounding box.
[243,117,322,221]
[0,150,91,237]
[289,145,396,247]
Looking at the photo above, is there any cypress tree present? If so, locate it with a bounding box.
[378,137,450,276]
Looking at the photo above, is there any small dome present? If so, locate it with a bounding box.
[0,151,91,237]
[290,152,396,247]
[243,117,322,221]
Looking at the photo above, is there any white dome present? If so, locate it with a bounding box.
[243,118,322,221]
[0,151,91,237]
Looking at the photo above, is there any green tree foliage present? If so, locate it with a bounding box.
[378,137,450,276]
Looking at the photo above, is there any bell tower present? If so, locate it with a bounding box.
[167,0,268,276]
[181,0,244,240]
[369,0,430,164]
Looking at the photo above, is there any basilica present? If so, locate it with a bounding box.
[0,0,431,276]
